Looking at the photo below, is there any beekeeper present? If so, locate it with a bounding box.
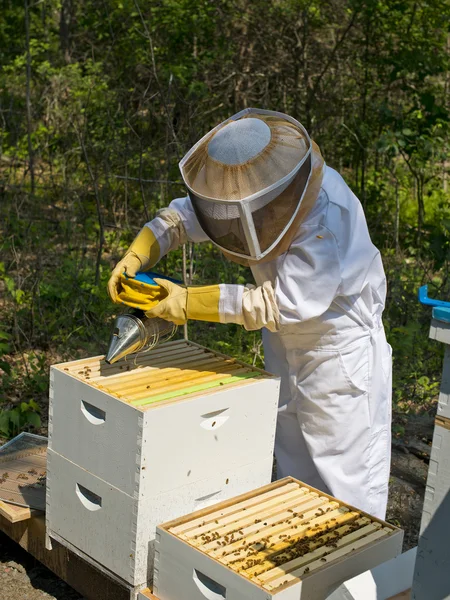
[108,109,392,519]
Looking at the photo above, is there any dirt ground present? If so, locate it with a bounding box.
[0,413,431,600]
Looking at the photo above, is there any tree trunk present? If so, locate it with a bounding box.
[59,0,73,63]
[24,0,35,195]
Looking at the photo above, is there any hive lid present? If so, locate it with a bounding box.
[161,477,402,594]
[53,340,274,410]
[0,433,47,510]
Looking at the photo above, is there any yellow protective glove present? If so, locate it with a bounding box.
[108,227,160,303]
[115,274,168,311]
[145,279,221,325]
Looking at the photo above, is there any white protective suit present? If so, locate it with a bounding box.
[146,164,392,520]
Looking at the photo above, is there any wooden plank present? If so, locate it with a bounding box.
[170,481,300,536]
[128,367,255,402]
[83,345,207,378]
[107,359,238,392]
[132,372,263,406]
[186,340,273,376]
[254,521,381,584]
[215,507,356,564]
[56,339,189,372]
[180,487,310,539]
[138,589,159,600]
[265,528,392,591]
[229,512,363,576]
[249,518,373,580]
[89,357,228,388]
[387,591,411,600]
[199,496,331,552]
[0,512,132,600]
[123,364,246,398]
[0,500,39,523]
[166,479,293,534]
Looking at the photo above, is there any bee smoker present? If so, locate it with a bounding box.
[105,309,177,364]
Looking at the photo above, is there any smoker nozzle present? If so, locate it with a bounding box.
[105,310,177,364]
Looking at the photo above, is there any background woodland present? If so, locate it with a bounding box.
[1,0,449,454]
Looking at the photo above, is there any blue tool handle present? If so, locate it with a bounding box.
[131,271,183,286]
[418,285,450,308]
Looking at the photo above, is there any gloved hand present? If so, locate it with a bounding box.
[108,226,160,303]
[145,278,280,332]
[145,279,221,325]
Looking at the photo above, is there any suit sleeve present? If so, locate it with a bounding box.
[144,196,209,261]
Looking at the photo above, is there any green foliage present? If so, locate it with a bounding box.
[0,0,449,426]
[0,329,12,398]
[0,400,41,439]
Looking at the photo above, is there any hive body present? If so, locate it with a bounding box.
[413,316,450,600]
[154,478,403,600]
[45,340,280,589]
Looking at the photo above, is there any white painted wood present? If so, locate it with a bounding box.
[429,318,450,346]
[49,366,279,498]
[47,346,279,588]
[46,449,274,587]
[140,378,279,497]
[437,346,450,419]
[327,548,416,600]
[412,424,450,599]
[50,368,143,497]
[46,449,138,584]
[154,523,402,600]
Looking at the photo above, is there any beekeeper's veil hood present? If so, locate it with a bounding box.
[179,108,324,265]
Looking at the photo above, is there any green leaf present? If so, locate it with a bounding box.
[25,412,41,429]
[28,399,40,412]
[0,412,11,436]
[8,409,20,429]
[0,342,10,354]
[0,360,11,375]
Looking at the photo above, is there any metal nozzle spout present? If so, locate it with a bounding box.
[105,314,145,364]
[105,310,178,364]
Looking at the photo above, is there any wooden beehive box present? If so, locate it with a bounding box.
[46,340,280,589]
[154,477,403,600]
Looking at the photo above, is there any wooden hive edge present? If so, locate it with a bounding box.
[137,371,276,411]
[51,339,191,372]
[159,476,403,595]
[51,339,278,411]
[187,340,276,377]
[161,478,295,532]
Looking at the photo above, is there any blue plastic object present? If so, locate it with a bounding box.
[124,271,183,286]
[433,307,450,324]
[418,285,450,324]
[418,285,450,309]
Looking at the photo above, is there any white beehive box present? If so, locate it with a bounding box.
[46,340,279,589]
[154,477,403,600]
[413,313,450,599]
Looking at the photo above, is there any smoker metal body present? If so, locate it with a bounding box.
[105,310,177,364]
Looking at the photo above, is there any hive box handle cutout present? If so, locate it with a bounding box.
[193,569,226,599]
[76,483,102,511]
[81,400,106,425]
[200,415,229,431]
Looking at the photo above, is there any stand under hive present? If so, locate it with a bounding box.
[154,477,403,600]
[46,339,280,590]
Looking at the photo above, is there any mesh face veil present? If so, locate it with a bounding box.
[179,108,314,261]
